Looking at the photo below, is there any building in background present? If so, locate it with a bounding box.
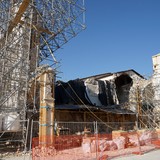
[152,53,160,125]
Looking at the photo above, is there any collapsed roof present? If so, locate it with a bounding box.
[55,69,145,113]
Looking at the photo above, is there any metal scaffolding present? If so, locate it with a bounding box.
[128,74,160,129]
[0,0,85,148]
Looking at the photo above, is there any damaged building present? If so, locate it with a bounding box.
[55,69,148,131]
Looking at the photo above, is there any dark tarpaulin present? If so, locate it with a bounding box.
[55,104,96,110]
[55,104,136,115]
[105,80,114,105]
[98,80,114,106]
[98,80,108,105]
[55,79,115,107]
[99,105,136,115]
[99,107,136,115]
[55,79,92,105]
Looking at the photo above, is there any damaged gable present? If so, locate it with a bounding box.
[55,70,145,111]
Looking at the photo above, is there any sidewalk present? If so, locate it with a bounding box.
[114,149,160,160]
[1,149,160,160]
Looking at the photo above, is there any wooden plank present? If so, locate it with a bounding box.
[19,20,54,35]
[0,0,30,47]
[7,0,30,35]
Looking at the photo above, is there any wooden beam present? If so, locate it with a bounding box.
[0,0,30,47]
[19,20,54,35]
[7,0,30,35]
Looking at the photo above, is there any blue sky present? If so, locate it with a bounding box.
[55,0,160,82]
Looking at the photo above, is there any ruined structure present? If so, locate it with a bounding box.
[55,67,160,130]
[55,69,144,108]
[55,70,144,129]
[152,53,160,126]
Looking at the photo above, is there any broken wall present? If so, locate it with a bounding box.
[100,70,145,111]
[55,70,145,111]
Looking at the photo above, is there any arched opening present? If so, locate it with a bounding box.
[115,74,133,104]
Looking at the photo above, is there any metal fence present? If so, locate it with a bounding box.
[1,120,160,160]
[0,119,30,160]
[29,121,135,140]
[56,121,136,135]
[31,126,160,160]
